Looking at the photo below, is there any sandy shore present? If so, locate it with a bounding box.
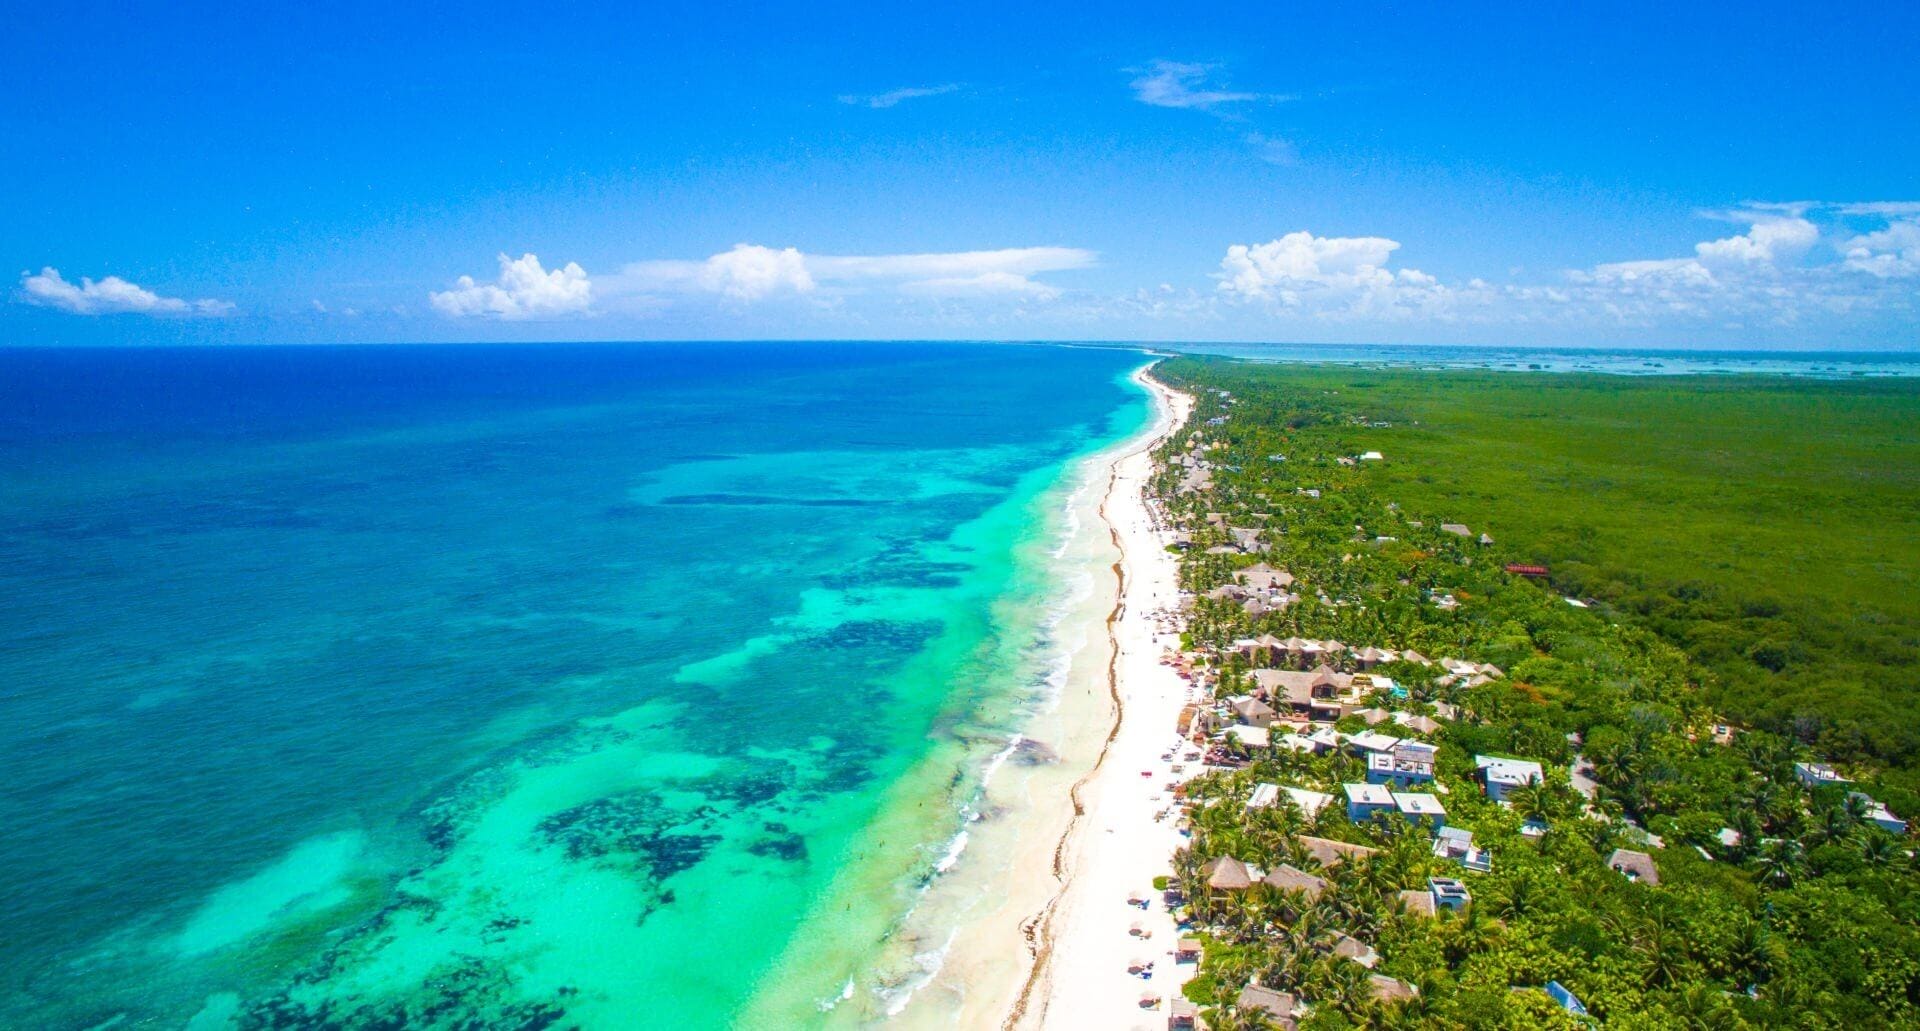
[1008,367,1197,1030]
[886,363,1194,1029]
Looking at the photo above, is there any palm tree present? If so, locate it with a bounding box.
[1261,945,1308,993]
[1661,983,1735,1030]
[1860,830,1900,866]
[1637,905,1692,989]
[1171,847,1206,920]
[1811,795,1862,846]
[1321,958,1379,1021]
[1323,885,1377,938]
[1737,731,1796,780]
[1237,884,1285,941]
[1725,807,1762,861]
[1349,854,1394,900]
[1843,790,1872,824]
[1586,740,1640,788]
[1486,869,1539,922]
[1202,1002,1279,1031]
[1755,838,1804,888]
[1506,783,1554,826]
[1207,938,1261,988]
[1723,913,1781,990]
[1748,780,1799,836]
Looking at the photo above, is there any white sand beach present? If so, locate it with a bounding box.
[886,364,1196,1029]
[1009,368,1199,1030]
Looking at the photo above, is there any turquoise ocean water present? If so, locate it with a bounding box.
[0,342,1149,1028]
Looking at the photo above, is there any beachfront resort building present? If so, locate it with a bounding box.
[1346,730,1401,756]
[1229,695,1277,728]
[1428,876,1472,911]
[1366,741,1438,788]
[1248,782,1335,819]
[1354,706,1392,726]
[1392,712,1442,735]
[1249,665,1354,723]
[1433,826,1493,872]
[1794,761,1852,790]
[1344,783,1395,824]
[1393,792,1447,830]
[1853,792,1909,834]
[1397,888,1437,918]
[1297,835,1378,868]
[1344,783,1447,830]
[1225,724,1270,749]
[1476,754,1546,802]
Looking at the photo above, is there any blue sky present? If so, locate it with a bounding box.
[5,1,1918,348]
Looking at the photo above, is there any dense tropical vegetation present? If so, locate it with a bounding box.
[1151,358,1920,1028]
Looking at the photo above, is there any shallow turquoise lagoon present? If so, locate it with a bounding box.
[0,342,1148,1027]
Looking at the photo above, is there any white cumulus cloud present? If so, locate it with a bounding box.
[19,268,234,316]
[1218,232,1400,297]
[1692,215,1819,265]
[1529,204,1920,328]
[1561,210,1837,326]
[1214,232,1461,319]
[1843,219,1920,279]
[702,244,815,299]
[1206,204,1920,330]
[431,253,592,319]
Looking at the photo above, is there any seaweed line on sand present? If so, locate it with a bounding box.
[1003,366,1185,1031]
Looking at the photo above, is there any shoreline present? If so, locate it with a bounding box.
[884,362,1193,1029]
[1010,366,1195,1029]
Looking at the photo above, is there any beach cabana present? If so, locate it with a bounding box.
[1369,974,1419,1003]
[1607,848,1661,885]
[1397,888,1437,918]
[1201,856,1254,896]
[1332,932,1379,968]
[1298,835,1378,869]
[1235,985,1297,1025]
[1393,713,1441,736]
[1261,863,1328,901]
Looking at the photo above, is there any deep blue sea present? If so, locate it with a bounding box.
[0,342,1149,1028]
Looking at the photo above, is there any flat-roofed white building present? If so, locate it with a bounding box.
[1476,754,1545,802]
[1344,782,1394,824]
